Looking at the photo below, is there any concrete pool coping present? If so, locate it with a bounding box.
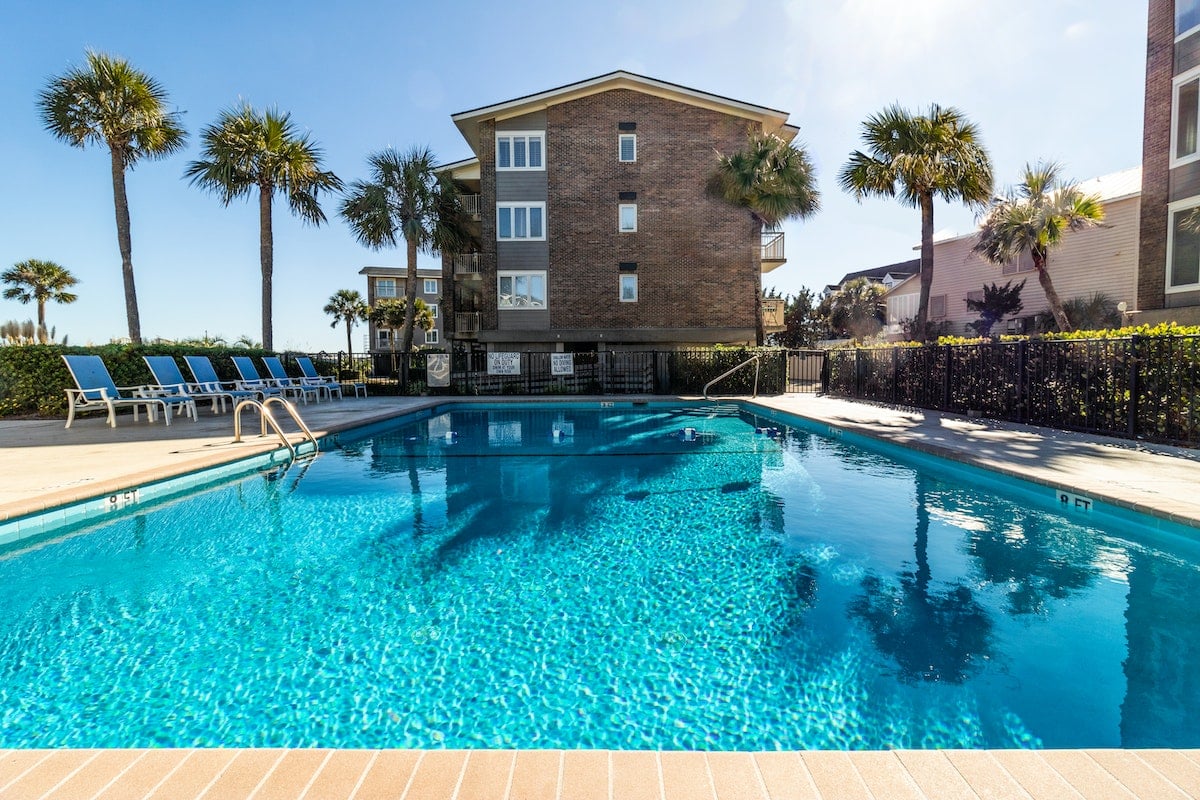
[1,393,1199,799]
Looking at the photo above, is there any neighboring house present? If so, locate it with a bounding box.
[358,266,444,353]
[1140,0,1200,324]
[438,70,799,352]
[882,167,1141,337]
[826,259,919,295]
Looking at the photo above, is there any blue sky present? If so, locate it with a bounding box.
[1,0,1146,351]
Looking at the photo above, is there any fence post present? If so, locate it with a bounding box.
[1126,335,1141,439]
[942,344,953,410]
[891,346,899,405]
[1016,340,1027,423]
[854,348,862,397]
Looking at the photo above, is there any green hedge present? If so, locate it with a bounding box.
[0,345,272,418]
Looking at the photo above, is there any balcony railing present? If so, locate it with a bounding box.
[455,311,481,335]
[452,253,481,275]
[761,230,785,262]
[458,194,482,219]
[761,297,785,332]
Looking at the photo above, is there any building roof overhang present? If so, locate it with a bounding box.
[450,70,796,156]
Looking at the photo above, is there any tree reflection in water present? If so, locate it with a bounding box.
[850,474,993,684]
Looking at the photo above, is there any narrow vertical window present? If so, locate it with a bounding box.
[619,133,637,162]
[528,137,542,168]
[619,274,638,302]
[513,137,527,168]
[1179,78,1200,161]
[498,207,512,239]
[497,138,511,169]
[619,204,637,232]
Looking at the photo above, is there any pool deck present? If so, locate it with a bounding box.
[1,393,1199,799]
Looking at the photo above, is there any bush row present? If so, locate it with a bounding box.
[0,345,271,417]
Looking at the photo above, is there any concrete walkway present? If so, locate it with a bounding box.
[1,394,1198,799]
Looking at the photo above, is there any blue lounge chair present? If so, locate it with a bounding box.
[62,354,196,429]
[262,356,323,403]
[182,356,266,404]
[297,356,363,398]
[231,356,301,403]
[145,356,237,414]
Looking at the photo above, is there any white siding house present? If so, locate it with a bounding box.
[883,167,1141,337]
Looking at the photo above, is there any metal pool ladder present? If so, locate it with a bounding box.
[703,354,761,401]
[232,397,318,460]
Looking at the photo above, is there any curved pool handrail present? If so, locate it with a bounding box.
[703,354,761,401]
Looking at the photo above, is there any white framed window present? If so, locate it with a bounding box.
[1179,0,1200,39]
[498,270,547,309]
[497,203,546,241]
[619,203,637,232]
[619,274,638,302]
[423,279,438,294]
[1173,65,1200,167]
[496,131,544,171]
[887,293,918,326]
[424,329,439,344]
[965,290,985,305]
[930,295,947,319]
[375,278,397,298]
[1001,250,1036,275]
[427,303,438,318]
[376,329,391,346]
[1167,197,1200,291]
[619,133,637,162]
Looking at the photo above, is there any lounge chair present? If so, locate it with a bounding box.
[234,356,315,404]
[145,356,237,414]
[183,355,269,404]
[262,356,325,403]
[62,354,196,429]
[295,356,360,399]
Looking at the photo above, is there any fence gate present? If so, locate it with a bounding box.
[786,350,824,393]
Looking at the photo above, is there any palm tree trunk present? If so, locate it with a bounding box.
[1034,252,1072,332]
[400,237,418,391]
[110,149,142,344]
[915,192,935,342]
[36,300,46,330]
[345,318,353,356]
[260,185,274,351]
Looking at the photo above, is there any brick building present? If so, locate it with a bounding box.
[1140,0,1200,323]
[359,265,444,353]
[439,71,798,352]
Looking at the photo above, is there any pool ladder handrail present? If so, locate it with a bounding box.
[703,354,761,401]
[232,397,318,459]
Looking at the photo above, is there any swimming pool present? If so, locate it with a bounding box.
[1,402,1198,750]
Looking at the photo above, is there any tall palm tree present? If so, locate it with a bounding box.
[39,51,187,344]
[341,147,475,388]
[973,162,1104,333]
[708,131,820,344]
[324,288,370,355]
[839,104,993,341]
[185,104,342,351]
[1,259,79,331]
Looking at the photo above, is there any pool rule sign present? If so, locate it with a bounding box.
[550,353,574,375]
[427,354,450,387]
[487,352,521,375]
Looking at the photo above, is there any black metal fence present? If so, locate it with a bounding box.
[824,335,1200,446]
[284,348,813,397]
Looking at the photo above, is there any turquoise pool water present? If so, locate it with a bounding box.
[1,403,1198,750]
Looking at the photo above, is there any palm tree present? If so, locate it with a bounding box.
[2,259,79,331]
[324,289,370,355]
[839,104,993,341]
[371,297,434,375]
[708,131,820,344]
[973,162,1104,333]
[39,51,187,344]
[185,104,342,351]
[341,147,475,388]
